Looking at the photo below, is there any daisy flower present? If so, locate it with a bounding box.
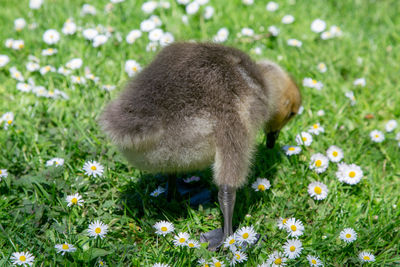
[326,145,344,162]
[154,220,174,236]
[173,232,189,246]
[277,217,288,230]
[62,20,77,35]
[152,263,170,267]
[385,120,397,132]
[223,234,238,249]
[282,145,302,156]
[83,28,98,40]
[211,258,225,267]
[42,48,58,56]
[149,28,164,42]
[88,220,109,239]
[26,62,40,72]
[359,251,375,262]
[126,29,142,44]
[10,67,24,81]
[0,169,8,180]
[1,112,14,129]
[71,75,86,84]
[308,123,324,135]
[83,160,104,177]
[345,91,356,105]
[66,193,84,207]
[55,243,76,255]
[66,58,83,69]
[12,40,24,50]
[186,2,199,14]
[309,153,329,173]
[30,0,43,9]
[43,29,60,44]
[306,255,323,266]
[0,55,9,67]
[242,0,253,5]
[268,25,279,36]
[283,238,303,259]
[187,239,200,248]
[266,251,287,267]
[150,186,166,197]
[282,15,294,24]
[140,19,156,32]
[311,19,326,33]
[241,27,254,37]
[339,228,357,243]
[97,258,107,266]
[285,218,304,238]
[125,60,141,77]
[159,32,174,47]
[308,181,328,200]
[231,251,248,265]
[336,163,363,185]
[353,77,366,87]
[317,62,327,73]
[296,132,313,146]
[266,2,279,12]
[251,178,271,192]
[303,78,323,90]
[14,18,26,31]
[370,130,385,143]
[287,39,302,47]
[198,258,211,267]
[204,6,214,19]
[46,158,64,167]
[82,4,97,15]
[236,226,258,245]
[10,251,35,266]
[213,28,229,43]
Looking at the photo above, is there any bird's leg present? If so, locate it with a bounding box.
[218,185,236,239]
[199,185,236,251]
[166,173,177,202]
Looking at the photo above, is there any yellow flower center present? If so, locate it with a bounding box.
[364,256,370,261]
[242,233,249,239]
[76,77,81,81]
[205,265,209,267]
[62,244,69,250]
[71,197,78,204]
[291,225,297,231]
[274,258,282,264]
[282,219,287,224]
[100,261,104,266]
[132,66,137,71]
[7,120,12,125]
[311,259,317,264]
[236,254,241,259]
[161,226,167,232]
[45,66,51,71]
[179,238,185,243]
[258,184,266,191]
[314,186,322,194]
[312,79,317,84]
[15,72,20,77]
[188,243,194,247]
[95,227,101,234]
[229,239,235,244]
[332,151,338,157]
[349,171,356,178]
[290,245,296,252]
[302,137,307,141]
[346,233,351,238]
[91,166,97,170]
[19,43,24,49]
[49,48,53,52]
[313,124,319,129]
[315,160,322,167]
[288,147,295,151]
[0,170,2,174]
[215,262,221,267]
[19,256,26,262]
[55,161,59,165]
[375,134,379,138]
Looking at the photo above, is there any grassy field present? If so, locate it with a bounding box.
[1,0,399,266]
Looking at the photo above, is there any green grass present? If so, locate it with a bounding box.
[1,0,400,266]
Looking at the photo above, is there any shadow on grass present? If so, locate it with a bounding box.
[118,141,283,230]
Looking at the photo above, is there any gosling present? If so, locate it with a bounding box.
[99,42,301,250]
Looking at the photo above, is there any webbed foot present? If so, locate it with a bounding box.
[200,228,224,251]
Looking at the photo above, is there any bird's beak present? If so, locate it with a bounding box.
[266,130,280,149]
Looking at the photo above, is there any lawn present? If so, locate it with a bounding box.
[0,0,399,266]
